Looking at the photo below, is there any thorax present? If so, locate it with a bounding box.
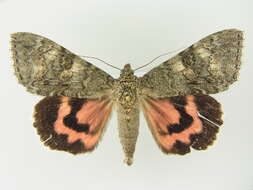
[114,64,139,109]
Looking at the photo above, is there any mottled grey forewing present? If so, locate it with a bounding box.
[11,32,115,98]
[140,29,243,98]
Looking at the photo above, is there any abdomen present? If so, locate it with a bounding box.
[117,103,139,165]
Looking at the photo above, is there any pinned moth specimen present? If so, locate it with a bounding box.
[11,29,243,165]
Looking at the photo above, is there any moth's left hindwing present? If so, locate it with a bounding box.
[34,96,113,154]
[141,95,222,155]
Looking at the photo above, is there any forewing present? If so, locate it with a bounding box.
[11,32,115,98]
[141,95,223,155]
[140,29,243,98]
[33,96,113,154]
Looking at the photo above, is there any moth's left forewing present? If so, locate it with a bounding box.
[140,95,223,155]
[11,32,115,99]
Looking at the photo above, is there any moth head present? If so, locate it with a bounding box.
[120,64,134,78]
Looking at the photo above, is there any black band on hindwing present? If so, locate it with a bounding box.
[63,98,90,133]
[166,96,194,135]
[167,105,193,135]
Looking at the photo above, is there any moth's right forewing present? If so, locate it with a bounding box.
[11,32,115,98]
[140,29,243,98]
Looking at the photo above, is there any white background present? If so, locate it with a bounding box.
[0,0,252,190]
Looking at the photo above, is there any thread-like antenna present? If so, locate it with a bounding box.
[134,47,185,71]
[80,55,121,71]
[80,46,186,72]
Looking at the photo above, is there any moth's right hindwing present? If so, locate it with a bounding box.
[141,95,223,155]
[11,32,115,98]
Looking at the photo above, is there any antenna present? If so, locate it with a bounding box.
[80,55,121,71]
[134,47,185,71]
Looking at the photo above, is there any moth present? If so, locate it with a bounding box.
[11,29,243,165]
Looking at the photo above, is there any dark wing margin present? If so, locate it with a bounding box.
[140,29,243,98]
[11,32,115,98]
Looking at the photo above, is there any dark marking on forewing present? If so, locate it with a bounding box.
[179,45,198,67]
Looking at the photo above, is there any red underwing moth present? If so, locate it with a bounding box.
[11,29,243,165]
